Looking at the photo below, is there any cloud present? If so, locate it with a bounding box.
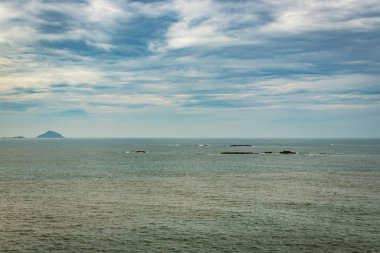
[0,101,41,112]
[259,0,380,34]
[0,0,379,137]
[55,109,89,117]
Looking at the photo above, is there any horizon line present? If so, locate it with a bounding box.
[2,136,380,139]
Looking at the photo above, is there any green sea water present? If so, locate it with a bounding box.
[0,138,379,252]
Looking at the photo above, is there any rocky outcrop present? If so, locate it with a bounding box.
[220,152,254,154]
[280,150,296,154]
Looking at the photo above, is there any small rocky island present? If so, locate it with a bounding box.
[37,131,64,138]
[220,150,297,155]
[280,150,296,154]
[221,152,254,155]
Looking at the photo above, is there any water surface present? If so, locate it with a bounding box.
[1,138,379,252]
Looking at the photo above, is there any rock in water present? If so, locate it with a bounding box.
[220,152,254,155]
[37,131,64,138]
[280,150,296,154]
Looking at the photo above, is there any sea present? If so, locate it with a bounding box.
[0,138,379,252]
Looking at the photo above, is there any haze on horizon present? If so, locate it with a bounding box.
[0,0,379,138]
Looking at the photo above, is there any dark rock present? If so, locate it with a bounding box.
[135,150,146,153]
[280,150,296,154]
[263,151,272,154]
[37,131,64,138]
[13,136,25,138]
[230,144,252,147]
[220,152,253,155]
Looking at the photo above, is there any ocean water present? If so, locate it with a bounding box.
[0,138,379,252]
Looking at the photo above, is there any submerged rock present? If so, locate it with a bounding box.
[263,151,273,154]
[135,150,147,153]
[13,136,25,138]
[220,152,253,155]
[230,144,252,147]
[280,150,296,154]
[37,131,64,138]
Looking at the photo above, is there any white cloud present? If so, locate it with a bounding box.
[85,0,128,24]
[259,0,380,34]
[152,0,258,51]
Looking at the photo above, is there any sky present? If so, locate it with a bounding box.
[0,0,379,138]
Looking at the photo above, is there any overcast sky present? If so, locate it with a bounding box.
[0,0,379,137]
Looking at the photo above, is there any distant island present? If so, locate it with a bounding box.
[37,131,64,138]
[2,136,25,139]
